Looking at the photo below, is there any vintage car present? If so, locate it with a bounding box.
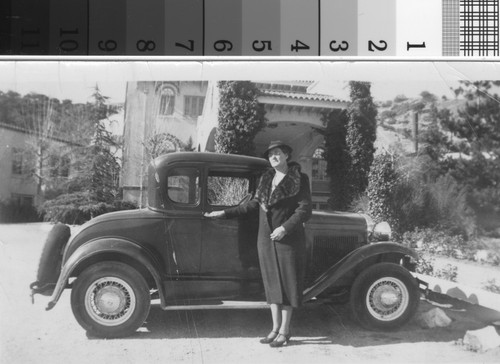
[31,152,423,338]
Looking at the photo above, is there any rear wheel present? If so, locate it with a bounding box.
[71,261,151,338]
[350,262,420,330]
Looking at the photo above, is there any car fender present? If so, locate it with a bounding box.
[303,242,418,302]
[46,237,166,311]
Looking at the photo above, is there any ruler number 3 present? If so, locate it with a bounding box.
[330,40,349,52]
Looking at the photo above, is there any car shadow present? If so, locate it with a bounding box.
[88,298,491,346]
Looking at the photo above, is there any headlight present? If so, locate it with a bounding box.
[372,221,392,241]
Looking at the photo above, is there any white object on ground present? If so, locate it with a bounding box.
[463,326,500,352]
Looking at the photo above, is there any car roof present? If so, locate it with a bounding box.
[152,152,269,170]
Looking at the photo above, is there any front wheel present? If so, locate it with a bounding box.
[350,262,420,330]
[71,261,151,338]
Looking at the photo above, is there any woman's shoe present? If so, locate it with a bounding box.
[259,331,279,344]
[269,333,291,348]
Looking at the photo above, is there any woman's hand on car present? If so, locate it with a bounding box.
[204,211,226,219]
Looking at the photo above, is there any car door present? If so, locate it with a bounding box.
[200,168,261,300]
[162,165,204,301]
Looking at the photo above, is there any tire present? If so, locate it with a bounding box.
[70,261,151,338]
[34,223,71,290]
[350,262,420,330]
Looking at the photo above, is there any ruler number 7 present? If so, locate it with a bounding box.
[175,40,194,52]
[368,40,387,52]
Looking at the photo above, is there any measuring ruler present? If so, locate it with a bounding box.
[1,0,498,57]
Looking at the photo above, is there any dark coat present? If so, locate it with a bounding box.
[225,162,312,307]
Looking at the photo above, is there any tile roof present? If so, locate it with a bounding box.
[259,89,346,103]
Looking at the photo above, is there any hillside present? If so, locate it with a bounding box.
[374,95,465,155]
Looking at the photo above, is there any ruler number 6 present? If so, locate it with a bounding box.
[368,40,387,52]
[329,40,349,52]
[214,40,233,52]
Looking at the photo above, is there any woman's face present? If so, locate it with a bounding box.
[268,147,288,169]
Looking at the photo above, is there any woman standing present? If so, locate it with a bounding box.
[205,141,312,347]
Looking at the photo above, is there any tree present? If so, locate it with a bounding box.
[322,109,351,209]
[322,82,377,210]
[345,81,378,197]
[435,80,500,231]
[78,86,121,203]
[40,86,124,222]
[420,91,438,104]
[214,81,266,156]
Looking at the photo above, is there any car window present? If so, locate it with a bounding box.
[207,173,250,206]
[167,167,200,205]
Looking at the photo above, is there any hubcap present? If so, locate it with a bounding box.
[366,277,409,321]
[85,277,136,326]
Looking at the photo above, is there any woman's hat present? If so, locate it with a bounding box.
[263,140,293,160]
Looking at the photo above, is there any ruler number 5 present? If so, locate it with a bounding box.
[368,40,387,52]
[253,40,272,52]
[329,40,349,52]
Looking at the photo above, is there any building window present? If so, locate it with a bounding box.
[312,148,328,181]
[11,148,26,175]
[159,87,175,115]
[11,193,34,208]
[49,155,70,177]
[184,96,205,117]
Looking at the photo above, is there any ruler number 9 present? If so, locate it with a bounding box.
[214,40,233,52]
[98,40,117,52]
[368,40,387,52]
[329,40,349,52]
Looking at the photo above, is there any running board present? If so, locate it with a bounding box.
[155,300,270,310]
[154,298,325,311]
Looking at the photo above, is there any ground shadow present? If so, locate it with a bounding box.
[92,298,490,347]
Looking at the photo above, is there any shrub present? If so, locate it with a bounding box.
[482,279,500,294]
[367,153,477,238]
[401,228,477,261]
[39,192,138,225]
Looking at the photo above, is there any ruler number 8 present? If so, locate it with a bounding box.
[329,40,349,52]
[137,40,156,52]
[368,40,387,52]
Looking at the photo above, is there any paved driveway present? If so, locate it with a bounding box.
[1,223,499,363]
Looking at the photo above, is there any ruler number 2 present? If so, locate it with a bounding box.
[368,40,387,52]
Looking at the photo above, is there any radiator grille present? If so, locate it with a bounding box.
[309,235,362,279]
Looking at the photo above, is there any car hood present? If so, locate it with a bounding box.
[307,210,368,230]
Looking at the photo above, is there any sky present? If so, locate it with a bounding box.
[0,60,497,104]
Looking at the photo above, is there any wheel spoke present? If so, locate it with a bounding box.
[366,277,409,321]
[84,277,136,327]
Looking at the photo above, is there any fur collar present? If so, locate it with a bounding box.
[255,162,302,209]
